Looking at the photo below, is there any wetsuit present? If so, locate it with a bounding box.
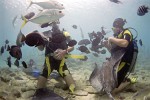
[41,32,69,78]
[116,29,134,86]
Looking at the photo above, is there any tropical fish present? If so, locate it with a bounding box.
[78,39,91,46]
[78,46,90,54]
[21,9,64,29]
[72,25,77,29]
[92,52,99,57]
[4,44,7,49]
[24,32,45,47]
[12,15,18,28]
[92,37,101,47]
[7,45,11,51]
[79,27,84,39]
[100,49,107,54]
[22,61,27,68]
[16,30,25,47]
[139,39,143,46]
[109,0,121,4]
[68,40,77,47]
[88,31,97,41]
[27,0,65,10]
[28,59,35,68]
[7,56,11,67]
[0,46,4,55]
[5,39,9,44]
[14,59,19,67]
[9,45,22,60]
[137,5,149,16]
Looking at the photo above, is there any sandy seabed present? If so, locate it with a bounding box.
[0,60,150,100]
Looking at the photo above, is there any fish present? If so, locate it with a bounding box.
[78,39,91,46]
[7,45,11,51]
[16,30,25,47]
[68,40,77,47]
[4,44,7,49]
[101,26,106,35]
[5,39,9,44]
[137,5,149,16]
[100,49,107,54]
[28,59,35,67]
[92,37,101,47]
[22,12,35,20]
[92,53,99,57]
[7,56,11,67]
[14,59,19,67]
[79,27,84,39]
[72,25,77,29]
[25,32,45,47]
[88,31,97,41]
[89,48,127,100]
[109,0,121,4]
[78,45,90,54]
[139,39,143,46]
[21,9,64,29]
[0,46,4,55]
[9,45,22,60]
[27,0,65,10]
[22,61,27,68]
[12,15,18,28]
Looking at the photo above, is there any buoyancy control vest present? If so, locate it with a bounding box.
[45,31,68,56]
[118,28,139,76]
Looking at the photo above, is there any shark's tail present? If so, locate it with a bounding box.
[20,15,28,30]
[26,0,33,10]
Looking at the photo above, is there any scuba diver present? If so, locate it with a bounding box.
[108,18,138,94]
[33,22,76,98]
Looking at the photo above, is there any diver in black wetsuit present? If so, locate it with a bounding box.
[108,18,138,94]
[34,23,76,98]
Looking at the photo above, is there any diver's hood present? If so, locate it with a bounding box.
[113,18,126,28]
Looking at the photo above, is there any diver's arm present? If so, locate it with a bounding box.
[108,37,129,47]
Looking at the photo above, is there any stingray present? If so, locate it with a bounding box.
[89,46,126,99]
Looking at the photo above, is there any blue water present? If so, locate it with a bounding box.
[0,0,150,69]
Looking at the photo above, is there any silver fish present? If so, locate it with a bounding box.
[27,0,65,10]
[21,9,64,29]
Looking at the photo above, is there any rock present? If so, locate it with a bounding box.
[0,91,8,99]
[14,76,24,80]
[22,90,35,98]
[84,86,99,94]
[11,89,21,98]
[70,90,88,96]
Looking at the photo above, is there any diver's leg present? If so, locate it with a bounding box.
[59,64,76,93]
[37,76,47,89]
[112,81,130,94]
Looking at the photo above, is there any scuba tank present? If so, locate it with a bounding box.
[129,39,138,73]
[126,27,139,76]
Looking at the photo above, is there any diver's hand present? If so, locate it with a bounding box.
[55,49,67,60]
[108,37,114,47]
